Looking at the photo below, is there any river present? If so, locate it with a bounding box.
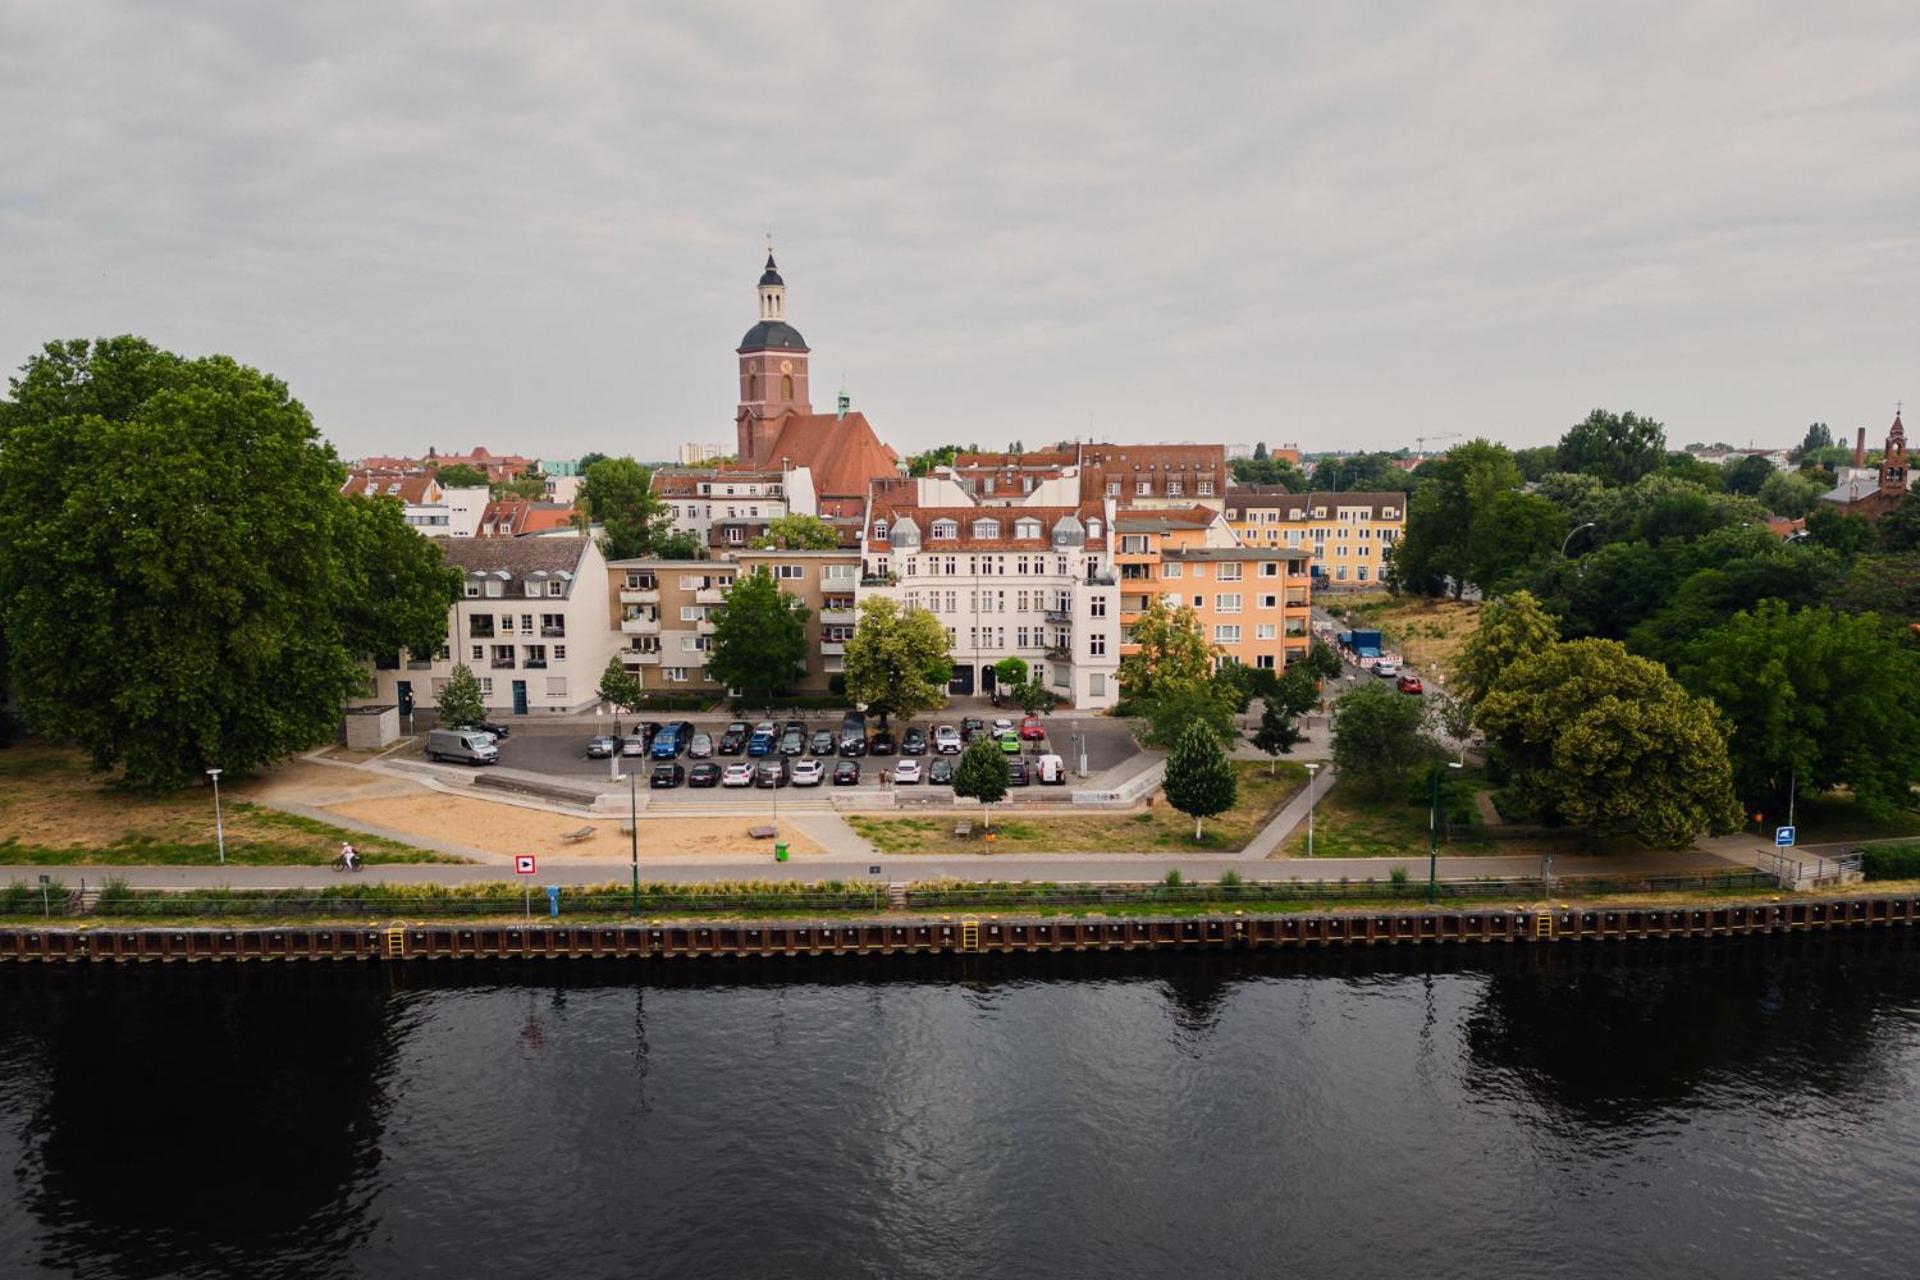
[2,937,1918,1278]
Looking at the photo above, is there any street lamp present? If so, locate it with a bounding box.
[1304,762,1320,856]
[206,767,226,866]
[1427,760,1463,903]
[1560,521,1598,559]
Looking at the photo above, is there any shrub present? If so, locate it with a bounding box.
[1389,866,1410,889]
[1861,843,1920,881]
[1163,868,1184,887]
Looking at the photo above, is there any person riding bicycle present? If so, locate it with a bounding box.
[338,841,360,871]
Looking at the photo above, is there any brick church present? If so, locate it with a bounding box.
[1822,409,1910,521]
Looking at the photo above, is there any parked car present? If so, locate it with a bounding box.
[961,717,986,742]
[747,728,775,757]
[586,735,618,759]
[840,709,867,740]
[651,721,693,759]
[637,721,663,745]
[839,729,868,757]
[688,731,714,758]
[779,727,806,756]
[469,719,511,740]
[426,728,498,766]
[1019,716,1046,741]
[688,762,722,788]
[992,717,1014,736]
[811,729,837,756]
[1398,674,1424,695]
[833,760,861,785]
[869,729,896,756]
[649,763,685,789]
[901,726,927,755]
[791,758,825,787]
[755,758,789,788]
[722,761,755,787]
[998,731,1022,754]
[1008,759,1030,786]
[928,757,954,785]
[893,759,922,785]
[784,719,807,740]
[1371,659,1400,678]
[717,723,749,755]
[1035,753,1066,785]
[621,734,649,757]
[933,724,962,754]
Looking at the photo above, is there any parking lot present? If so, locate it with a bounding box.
[432,713,1139,795]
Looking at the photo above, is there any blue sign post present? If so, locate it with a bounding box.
[546,885,561,919]
[1775,825,1797,848]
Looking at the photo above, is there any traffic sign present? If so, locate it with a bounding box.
[515,854,537,875]
[1774,826,1796,848]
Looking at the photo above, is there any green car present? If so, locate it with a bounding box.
[998,731,1021,754]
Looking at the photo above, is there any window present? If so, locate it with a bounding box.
[1257,623,1278,639]
[824,564,856,581]
[1217,563,1243,581]
[1089,633,1107,656]
[1214,625,1241,643]
[546,677,568,698]
[554,645,567,660]
[471,645,484,661]
[1217,594,1242,613]
[520,615,534,632]
[1086,518,1103,541]
[1014,518,1041,539]
[484,579,504,598]
[1090,673,1106,697]
[930,520,958,539]
[464,582,479,598]
[1260,595,1278,609]
[1261,562,1279,576]
[664,667,688,682]
[1197,480,1214,497]
[777,565,805,580]
[1193,595,1206,610]
[1257,654,1277,670]
[1106,482,1120,497]
[1163,562,1182,579]
[548,580,564,597]
[1121,535,1150,554]
[873,520,889,542]
[1166,480,1183,497]
[1136,481,1151,496]
[478,678,494,695]
[973,519,999,539]
[780,374,793,400]
[1090,596,1107,618]
[1358,566,1370,581]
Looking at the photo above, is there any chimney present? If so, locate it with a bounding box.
[1856,428,1867,468]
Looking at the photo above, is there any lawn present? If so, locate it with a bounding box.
[1324,590,1482,679]
[1281,768,1497,858]
[1763,792,1920,844]
[0,742,457,865]
[847,761,1309,854]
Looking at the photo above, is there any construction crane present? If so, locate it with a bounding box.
[1410,432,1462,467]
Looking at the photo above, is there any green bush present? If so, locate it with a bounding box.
[1389,866,1410,888]
[1861,843,1920,881]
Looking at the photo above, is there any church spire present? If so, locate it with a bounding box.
[758,249,786,321]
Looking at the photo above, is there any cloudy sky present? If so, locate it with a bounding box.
[3,2,1915,461]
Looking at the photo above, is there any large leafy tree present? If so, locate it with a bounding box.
[1877,497,1920,552]
[1804,507,1876,557]
[1475,639,1741,848]
[1454,590,1559,705]
[706,568,810,697]
[751,513,841,550]
[596,655,641,715]
[1311,452,1416,494]
[1331,683,1434,797]
[953,735,1010,827]
[1626,540,1839,666]
[1556,409,1667,486]
[1680,602,1920,818]
[1759,470,1825,519]
[0,336,454,787]
[1466,490,1563,593]
[1117,600,1237,746]
[1230,454,1309,491]
[575,456,670,560]
[432,462,488,488]
[1827,553,1920,618]
[1797,423,1834,456]
[1387,439,1525,598]
[1722,455,1776,496]
[1163,720,1238,839]
[843,597,951,723]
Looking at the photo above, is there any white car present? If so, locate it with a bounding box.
[893,759,922,785]
[1371,659,1400,678]
[933,725,962,754]
[621,734,648,757]
[992,717,1014,735]
[791,758,825,787]
[722,761,755,787]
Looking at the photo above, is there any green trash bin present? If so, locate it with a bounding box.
[774,842,789,863]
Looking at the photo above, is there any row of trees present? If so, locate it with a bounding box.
[0,338,461,787]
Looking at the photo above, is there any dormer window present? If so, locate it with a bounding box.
[1015,518,1042,539]
[930,520,959,540]
[1087,518,1103,540]
[874,519,890,542]
[972,519,1000,539]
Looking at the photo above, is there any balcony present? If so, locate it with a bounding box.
[540,625,566,638]
[696,618,717,635]
[861,573,898,587]
[621,616,659,634]
[1285,591,1309,606]
[819,607,856,625]
[1043,608,1072,625]
[523,659,548,669]
[1086,570,1116,586]
[695,586,729,605]
[820,641,846,657]
[490,658,516,670]
[619,587,659,605]
[623,648,661,665]
[467,625,495,640]
[1045,644,1072,662]
[823,656,845,674]
[1119,566,1154,582]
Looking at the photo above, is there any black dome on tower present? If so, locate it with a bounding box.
[758,253,784,287]
[737,320,809,351]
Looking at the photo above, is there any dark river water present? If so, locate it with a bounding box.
[3,938,1919,1278]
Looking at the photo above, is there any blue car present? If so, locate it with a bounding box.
[650,727,680,759]
[747,731,774,757]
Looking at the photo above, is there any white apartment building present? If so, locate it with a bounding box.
[359,536,620,717]
[650,466,819,551]
[860,498,1121,709]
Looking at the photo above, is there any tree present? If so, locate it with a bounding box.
[437,663,487,729]
[1272,664,1320,718]
[1253,441,1269,461]
[1877,497,1920,552]
[1014,679,1057,717]
[494,472,548,501]
[993,657,1029,690]
[1387,439,1524,598]
[0,336,455,788]
[1680,601,1920,819]
[705,568,810,698]
[1626,539,1839,666]
[1475,639,1741,848]
[1311,452,1416,494]
[1513,445,1561,483]
[1454,590,1560,705]
[1429,689,1475,761]
[575,456,669,560]
[1331,684,1434,797]
[575,451,608,472]
[433,462,488,488]
[751,513,841,550]
[655,530,703,560]
[596,655,641,716]
[1116,600,1237,746]
[1230,454,1309,491]
[1805,506,1876,557]
[1828,553,1920,618]
[1466,490,1562,593]
[843,597,951,724]
[1722,455,1776,496]
[1759,470,1825,520]
[906,443,969,477]
[953,734,1010,828]
[1663,452,1727,491]
[1556,409,1667,486]
[1797,423,1834,457]
[1250,702,1301,773]
[1303,640,1345,682]
[1163,720,1238,839]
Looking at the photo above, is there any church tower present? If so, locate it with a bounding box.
[735,252,812,463]
[1879,408,1908,501]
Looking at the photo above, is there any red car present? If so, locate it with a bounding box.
[1397,674,1424,695]
[1019,716,1046,740]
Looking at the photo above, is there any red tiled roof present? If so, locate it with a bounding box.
[745,411,900,499]
[342,473,439,503]
[867,501,1109,553]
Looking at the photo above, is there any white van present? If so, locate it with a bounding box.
[1035,753,1067,785]
[426,728,499,766]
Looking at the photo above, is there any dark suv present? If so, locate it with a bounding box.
[811,728,837,756]
[901,726,927,755]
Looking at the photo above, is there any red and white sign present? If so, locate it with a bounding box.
[515,855,537,876]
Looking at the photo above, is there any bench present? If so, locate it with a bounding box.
[748,825,778,840]
[953,821,972,838]
[559,825,596,845]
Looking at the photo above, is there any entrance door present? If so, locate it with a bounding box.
[948,666,975,696]
[981,664,997,694]
[396,680,414,721]
[512,680,528,715]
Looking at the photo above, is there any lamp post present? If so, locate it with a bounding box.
[1304,762,1320,856]
[206,767,226,866]
[1560,521,1598,559]
[1427,760,1463,903]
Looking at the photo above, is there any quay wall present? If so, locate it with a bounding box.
[0,896,1914,965]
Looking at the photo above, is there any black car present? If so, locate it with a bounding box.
[810,729,837,756]
[688,762,722,788]
[833,759,860,785]
[928,757,954,785]
[637,720,663,746]
[900,727,927,755]
[649,763,685,789]
[717,722,749,755]
[839,731,868,757]
[869,729,896,756]
[784,719,807,739]
[462,719,511,740]
[779,727,806,756]
[754,758,789,788]
[586,735,618,759]
[1007,760,1030,787]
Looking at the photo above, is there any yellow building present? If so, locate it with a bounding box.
[1224,488,1406,588]
[1114,508,1314,670]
